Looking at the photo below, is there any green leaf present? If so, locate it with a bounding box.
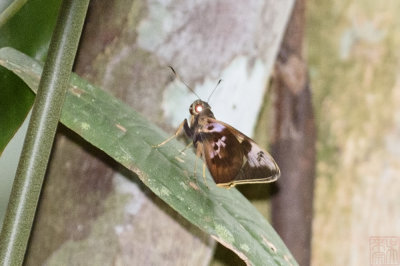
[0,47,297,266]
[0,0,61,154]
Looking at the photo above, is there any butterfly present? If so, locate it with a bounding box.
[154,68,280,188]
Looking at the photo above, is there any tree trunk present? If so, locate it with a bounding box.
[307,1,400,265]
[271,0,316,265]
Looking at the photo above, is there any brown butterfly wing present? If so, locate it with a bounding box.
[201,123,244,185]
[232,138,280,185]
[200,118,280,188]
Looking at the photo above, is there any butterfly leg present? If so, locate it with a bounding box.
[179,142,193,155]
[202,162,209,189]
[194,143,209,188]
[152,119,188,148]
[191,152,202,189]
[191,143,205,187]
[193,153,198,179]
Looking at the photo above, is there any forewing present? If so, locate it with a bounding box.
[200,121,244,185]
[202,118,280,188]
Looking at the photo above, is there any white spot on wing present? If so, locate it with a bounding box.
[210,135,227,159]
[207,122,225,133]
[217,138,226,148]
[247,143,275,169]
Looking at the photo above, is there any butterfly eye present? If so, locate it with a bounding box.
[195,104,203,113]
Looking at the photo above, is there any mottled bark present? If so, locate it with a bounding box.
[270,0,316,265]
[307,1,400,265]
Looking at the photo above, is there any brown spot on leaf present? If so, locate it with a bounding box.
[70,86,85,97]
[189,181,199,190]
[115,123,127,132]
[262,235,277,253]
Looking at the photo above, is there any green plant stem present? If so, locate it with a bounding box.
[0,0,90,265]
[0,0,28,28]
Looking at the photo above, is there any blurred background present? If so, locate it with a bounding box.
[0,0,399,265]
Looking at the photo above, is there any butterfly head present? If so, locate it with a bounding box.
[189,100,211,116]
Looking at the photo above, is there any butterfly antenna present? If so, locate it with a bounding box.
[207,79,222,103]
[168,66,201,99]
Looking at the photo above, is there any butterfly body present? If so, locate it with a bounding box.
[180,99,280,188]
